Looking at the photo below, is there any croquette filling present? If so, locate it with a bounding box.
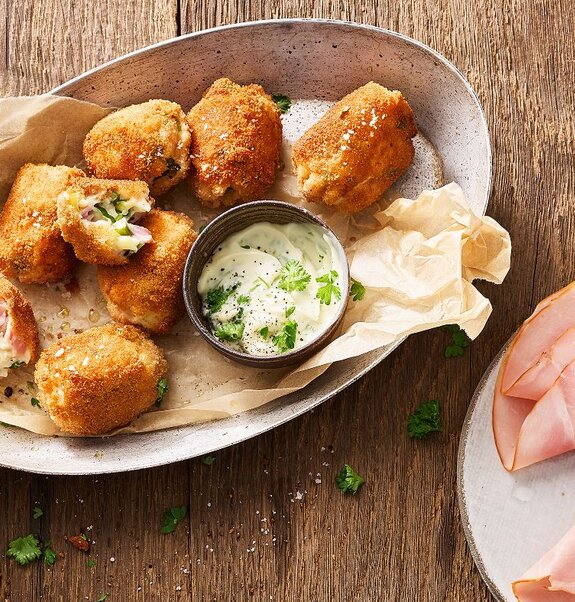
[79,191,152,255]
[153,120,189,183]
[0,303,31,377]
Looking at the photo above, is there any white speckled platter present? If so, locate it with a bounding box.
[458,341,575,600]
[0,19,491,474]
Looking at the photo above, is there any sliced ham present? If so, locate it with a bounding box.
[501,282,575,393]
[512,525,575,600]
[509,328,575,400]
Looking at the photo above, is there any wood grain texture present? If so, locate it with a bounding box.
[1,0,574,600]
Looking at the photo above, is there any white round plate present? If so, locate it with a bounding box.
[458,341,575,600]
[0,19,491,474]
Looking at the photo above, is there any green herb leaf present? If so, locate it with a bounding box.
[441,324,470,358]
[316,271,341,305]
[236,295,250,305]
[10,360,24,369]
[214,321,245,342]
[335,464,365,495]
[272,94,292,114]
[31,398,40,408]
[285,306,296,318]
[7,535,42,565]
[272,320,297,353]
[349,279,366,301]
[154,378,168,408]
[97,594,109,602]
[161,506,187,534]
[259,326,269,338]
[43,542,57,566]
[87,556,96,568]
[201,455,215,465]
[407,400,442,439]
[206,284,238,314]
[278,260,311,292]
[32,507,43,519]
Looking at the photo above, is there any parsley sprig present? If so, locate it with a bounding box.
[442,324,470,358]
[154,378,168,408]
[278,260,311,292]
[272,320,297,353]
[161,506,187,534]
[335,465,365,495]
[349,279,366,301]
[316,271,341,305]
[407,400,442,439]
[272,94,292,114]
[214,321,245,342]
[7,535,57,566]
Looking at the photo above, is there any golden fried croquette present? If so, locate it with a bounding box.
[0,277,39,377]
[186,78,282,208]
[292,82,417,213]
[97,209,197,334]
[83,99,191,197]
[34,323,168,435]
[57,177,154,266]
[0,163,84,284]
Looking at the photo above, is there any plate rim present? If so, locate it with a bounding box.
[0,19,493,475]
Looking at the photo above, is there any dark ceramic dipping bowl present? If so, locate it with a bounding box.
[183,200,350,368]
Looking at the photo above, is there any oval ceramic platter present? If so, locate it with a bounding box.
[458,341,575,600]
[0,19,491,474]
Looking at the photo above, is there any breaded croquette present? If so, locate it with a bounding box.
[0,163,84,284]
[186,78,282,208]
[83,99,191,197]
[97,209,197,334]
[34,323,168,435]
[292,82,417,213]
[0,277,39,377]
[57,177,154,266]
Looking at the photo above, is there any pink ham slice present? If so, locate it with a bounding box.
[501,282,575,394]
[509,328,575,400]
[512,525,575,600]
[494,357,575,471]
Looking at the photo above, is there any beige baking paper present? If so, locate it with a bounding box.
[0,95,511,436]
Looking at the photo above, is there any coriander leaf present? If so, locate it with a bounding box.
[87,556,96,567]
[272,94,292,114]
[31,398,40,407]
[272,320,297,353]
[32,507,43,519]
[206,284,238,314]
[278,260,311,292]
[285,306,295,318]
[259,326,269,338]
[349,279,366,302]
[335,464,365,495]
[154,377,168,408]
[407,400,442,439]
[316,271,341,305]
[441,324,470,358]
[43,542,57,566]
[214,321,245,342]
[201,455,215,465]
[10,360,24,369]
[7,535,42,565]
[97,594,109,602]
[236,295,250,305]
[161,506,187,534]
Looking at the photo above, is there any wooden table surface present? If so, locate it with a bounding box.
[1,1,574,600]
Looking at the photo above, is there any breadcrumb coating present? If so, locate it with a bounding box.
[97,209,197,334]
[0,163,83,284]
[83,99,191,197]
[57,177,153,266]
[34,323,168,435]
[292,82,417,213]
[186,78,282,208]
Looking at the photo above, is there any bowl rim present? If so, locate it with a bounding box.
[182,199,350,366]
[49,18,492,213]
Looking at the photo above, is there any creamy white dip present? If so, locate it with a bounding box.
[198,222,346,356]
